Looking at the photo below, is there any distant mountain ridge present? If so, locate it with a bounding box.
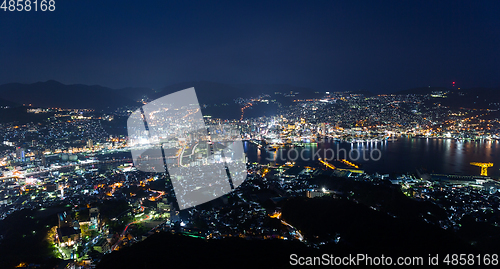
[393,86,500,95]
[392,86,451,95]
[151,81,321,105]
[392,86,500,109]
[0,97,18,107]
[0,80,320,114]
[0,80,137,110]
[1,80,498,112]
[150,81,320,119]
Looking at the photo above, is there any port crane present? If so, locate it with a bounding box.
[470,162,493,176]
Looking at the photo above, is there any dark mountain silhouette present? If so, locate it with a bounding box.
[130,81,321,119]
[155,81,243,104]
[392,86,500,109]
[0,80,321,121]
[392,86,450,95]
[350,90,375,96]
[154,81,320,104]
[116,86,156,102]
[0,97,18,107]
[0,107,55,124]
[96,232,317,269]
[5,80,496,116]
[0,81,319,116]
[437,87,500,109]
[233,83,317,97]
[96,194,479,269]
[0,80,138,110]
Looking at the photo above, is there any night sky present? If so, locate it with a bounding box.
[1,0,499,93]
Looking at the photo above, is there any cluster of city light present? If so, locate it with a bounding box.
[240,103,253,121]
[268,212,281,219]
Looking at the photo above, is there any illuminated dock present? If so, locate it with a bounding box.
[318,158,364,174]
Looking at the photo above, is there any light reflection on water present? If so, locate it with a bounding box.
[244,138,500,177]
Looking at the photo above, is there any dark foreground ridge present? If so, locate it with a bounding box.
[97,193,484,269]
[96,232,314,269]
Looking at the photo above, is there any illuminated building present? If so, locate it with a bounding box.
[15,147,25,162]
[93,238,110,253]
[56,212,81,246]
[307,188,330,198]
[89,207,100,230]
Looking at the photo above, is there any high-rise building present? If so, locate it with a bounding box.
[89,207,100,230]
[15,147,25,161]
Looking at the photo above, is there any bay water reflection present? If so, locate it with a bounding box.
[244,138,500,177]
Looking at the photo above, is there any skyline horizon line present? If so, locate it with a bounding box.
[0,78,494,95]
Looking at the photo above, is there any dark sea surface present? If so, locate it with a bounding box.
[244,138,500,177]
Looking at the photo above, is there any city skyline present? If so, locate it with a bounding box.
[1,1,500,268]
[1,84,499,268]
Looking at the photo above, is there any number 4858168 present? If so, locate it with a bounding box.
[1,0,55,11]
